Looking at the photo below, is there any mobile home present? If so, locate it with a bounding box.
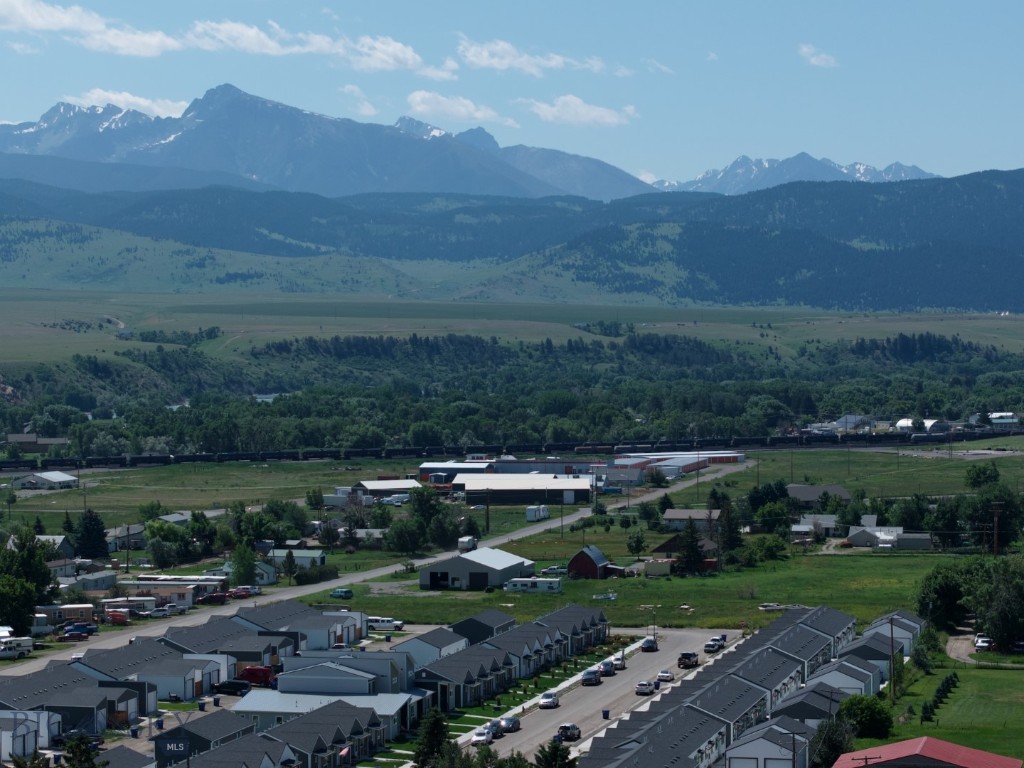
[503,577,562,594]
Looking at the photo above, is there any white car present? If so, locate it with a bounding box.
[470,729,493,746]
[538,692,560,709]
[656,669,674,683]
[635,680,656,696]
[975,637,993,651]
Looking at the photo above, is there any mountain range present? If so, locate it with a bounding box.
[2,164,1024,312]
[653,153,937,195]
[0,83,935,200]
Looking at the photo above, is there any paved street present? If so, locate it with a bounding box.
[484,627,742,761]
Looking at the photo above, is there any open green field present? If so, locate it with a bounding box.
[857,664,1024,759]
[7,288,1024,365]
[298,549,950,630]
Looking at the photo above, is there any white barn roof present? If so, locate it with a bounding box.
[460,547,534,570]
[36,471,77,483]
[453,474,591,492]
[355,479,422,492]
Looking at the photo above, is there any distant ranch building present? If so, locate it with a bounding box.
[452,474,591,506]
[420,547,534,591]
[13,471,79,491]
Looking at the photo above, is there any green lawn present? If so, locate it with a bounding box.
[857,664,1024,759]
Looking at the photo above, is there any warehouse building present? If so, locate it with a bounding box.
[419,547,535,591]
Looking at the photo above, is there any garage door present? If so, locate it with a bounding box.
[468,572,489,590]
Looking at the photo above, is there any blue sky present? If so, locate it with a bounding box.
[1,0,1021,183]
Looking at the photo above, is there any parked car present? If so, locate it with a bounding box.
[330,587,354,599]
[612,654,627,670]
[598,660,616,676]
[498,716,521,733]
[656,669,674,683]
[214,679,252,696]
[975,637,993,651]
[485,719,505,739]
[71,622,98,635]
[197,592,228,605]
[227,587,252,599]
[470,729,493,746]
[703,638,723,653]
[142,607,169,619]
[641,637,659,652]
[556,723,581,741]
[581,669,603,686]
[635,680,656,696]
[58,632,88,642]
[52,729,103,748]
[677,651,699,669]
[541,565,568,576]
[538,692,560,709]
[163,604,188,616]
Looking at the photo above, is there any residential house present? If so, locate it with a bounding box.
[770,681,848,727]
[8,534,75,559]
[267,548,326,570]
[234,600,351,651]
[392,628,468,668]
[106,523,147,553]
[720,715,815,768]
[449,608,515,645]
[415,647,515,711]
[155,709,255,768]
[808,658,881,697]
[838,633,905,682]
[187,732,298,768]
[785,484,851,509]
[662,508,720,533]
[204,559,277,587]
[862,612,923,655]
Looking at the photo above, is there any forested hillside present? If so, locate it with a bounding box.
[1,170,1023,310]
[2,328,1021,457]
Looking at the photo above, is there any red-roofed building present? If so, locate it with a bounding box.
[833,737,1022,768]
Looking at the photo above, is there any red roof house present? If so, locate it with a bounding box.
[833,737,1023,768]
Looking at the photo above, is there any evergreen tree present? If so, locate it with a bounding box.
[75,509,108,558]
[63,733,108,768]
[658,493,673,515]
[413,708,450,768]
[677,518,704,574]
[533,738,576,768]
[283,549,298,584]
[33,515,45,534]
[62,510,76,539]
[319,522,339,553]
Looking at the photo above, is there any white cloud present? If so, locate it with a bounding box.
[457,35,601,77]
[645,58,674,75]
[706,51,718,62]
[407,90,517,127]
[0,0,107,34]
[614,65,635,77]
[798,43,837,68]
[340,84,377,117]
[417,56,458,81]
[518,94,636,126]
[64,88,188,117]
[0,0,451,75]
[637,170,659,183]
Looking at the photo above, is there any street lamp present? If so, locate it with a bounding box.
[640,603,661,642]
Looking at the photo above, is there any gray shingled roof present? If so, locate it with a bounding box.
[729,647,800,690]
[175,708,255,742]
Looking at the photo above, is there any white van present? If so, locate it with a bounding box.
[367,616,405,631]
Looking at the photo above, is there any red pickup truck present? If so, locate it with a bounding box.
[236,666,276,686]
